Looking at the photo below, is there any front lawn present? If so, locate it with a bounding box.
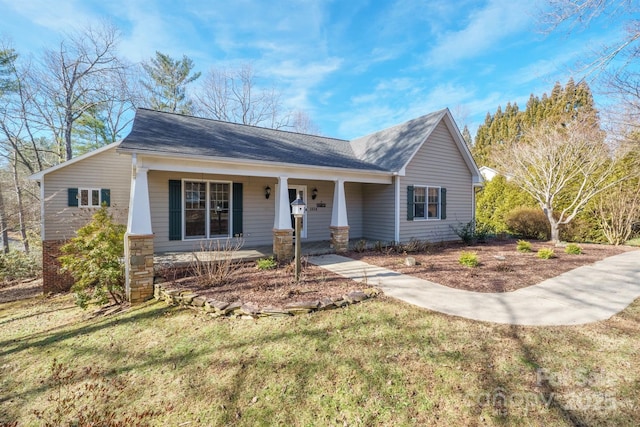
[1,293,638,426]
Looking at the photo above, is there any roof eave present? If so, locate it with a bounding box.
[116,146,393,177]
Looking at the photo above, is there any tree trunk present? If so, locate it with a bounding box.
[0,185,9,254]
[544,207,560,243]
[12,153,29,254]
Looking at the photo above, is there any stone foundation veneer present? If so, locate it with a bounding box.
[42,240,75,294]
[125,233,154,303]
[330,226,350,253]
[273,228,293,261]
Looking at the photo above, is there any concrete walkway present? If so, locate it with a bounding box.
[309,250,640,326]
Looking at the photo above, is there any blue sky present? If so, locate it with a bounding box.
[0,0,624,139]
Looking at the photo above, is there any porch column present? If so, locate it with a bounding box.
[125,158,154,304]
[273,176,293,261]
[330,179,349,253]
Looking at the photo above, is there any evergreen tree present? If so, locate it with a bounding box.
[141,51,201,114]
[461,125,473,148]
[471,80,598,168]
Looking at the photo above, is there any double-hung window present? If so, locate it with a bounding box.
[410,186,444,220]
[69,188,110,208]
[184,180,230,239]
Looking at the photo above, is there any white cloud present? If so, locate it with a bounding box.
[426,0,538,67]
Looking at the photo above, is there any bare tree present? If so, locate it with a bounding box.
[598,181,640,244]
[493,115,629,242]
[541,1,640,74]
[195,64,292,129]
[32,22,127,161]
[291,110,321,135]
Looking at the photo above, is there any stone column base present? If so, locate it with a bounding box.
[273,229,294,261]
[330,226,350,253]
[42,240,75,294]
[125,233,155,304]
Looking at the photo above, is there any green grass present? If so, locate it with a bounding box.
[626,237,640,247]
[1,294,639,426]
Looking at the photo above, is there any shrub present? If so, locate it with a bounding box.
[59,206,126,308]
[0,250,41,282]
[256,257,277,270]
[353,239,368,253]
[401,238,429,253]
[452,221,494,244]
[516,240,532,253]
[191,239,243,287]
[564,243,582,255]
[537,248,555,259]
[458,251,479,267]
[505,207,550,240]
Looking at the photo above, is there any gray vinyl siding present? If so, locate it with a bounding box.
[42,147,131,241]
[345,183,364,239]
[362,183,396,242]
[150,171,276,252]
[400,121,473,242]
[151,174,363,252]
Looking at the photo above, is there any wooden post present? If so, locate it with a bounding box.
[295,215,302,281]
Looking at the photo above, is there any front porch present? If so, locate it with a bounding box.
[154,239,366,269]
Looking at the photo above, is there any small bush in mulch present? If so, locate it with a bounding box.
[564,243,582,255]
[458,251,479,267]
[537,248,555,259]
[516,240,533,253]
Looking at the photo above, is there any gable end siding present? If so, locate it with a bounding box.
[399,121,472,242]
[42,147,131,240]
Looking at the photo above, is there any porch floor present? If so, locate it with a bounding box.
[154,239,365,268]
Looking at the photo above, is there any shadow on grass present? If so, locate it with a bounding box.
[0,301,173,358]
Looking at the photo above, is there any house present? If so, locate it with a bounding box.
[30,108,482,302]
[479,166,513,181]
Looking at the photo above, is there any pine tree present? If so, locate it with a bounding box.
[141,51,201,114]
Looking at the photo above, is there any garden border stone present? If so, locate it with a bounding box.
[154,283,381,318]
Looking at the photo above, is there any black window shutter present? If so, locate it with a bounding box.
[168,180,182,241]
[407,185,414,221]
[232,182,243,236]
[440,188,447,220]
[68,188,78,207]
[101,189,111,207]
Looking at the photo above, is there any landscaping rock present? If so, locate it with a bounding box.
[405,257,416,266]
[240,303,260,316]
[318,297,336,310]
[180,292,198,304]
[344,291,368,303]
[364,288,380,297]
[192,296,206,307]
[225,301,243,315]
[259,307,291,317]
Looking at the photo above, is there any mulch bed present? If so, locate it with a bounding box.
[161,261,370,307]
[347,239,636,293]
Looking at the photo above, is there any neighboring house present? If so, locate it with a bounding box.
[30,108,482,302]
[479,166,513,181]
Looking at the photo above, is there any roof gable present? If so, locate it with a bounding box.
[29,141,121,181]
[350,109,447,172]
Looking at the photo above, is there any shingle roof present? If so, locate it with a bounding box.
[118,109,386,171]
[118,108,456,174]
[350,109,447,172]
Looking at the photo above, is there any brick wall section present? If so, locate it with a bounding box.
[42,240,75,293]
[330,226,350,253]
[273,229,293,261]
[125,234,154,303]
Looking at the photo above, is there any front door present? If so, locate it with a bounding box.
[288,186,307,238]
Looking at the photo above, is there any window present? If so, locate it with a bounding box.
[79,188,101,207]
[410,186,443,220]
[184,180,230,239]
